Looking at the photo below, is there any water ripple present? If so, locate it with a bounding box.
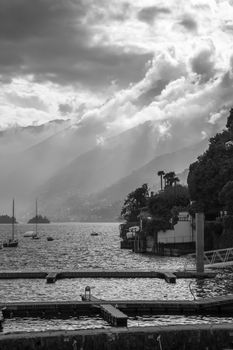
[1,222,233,333]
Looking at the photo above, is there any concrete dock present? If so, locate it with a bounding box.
[2,294,233,318]
[0,269,216,282]
[81,294,128,327]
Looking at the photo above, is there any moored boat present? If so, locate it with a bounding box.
[91,232,99,236]
[23,231,34,237]
[3,199,18,248]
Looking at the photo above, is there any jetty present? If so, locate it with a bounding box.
[2,294,233,319]
[0,269,216,284]
[81,289,128,327]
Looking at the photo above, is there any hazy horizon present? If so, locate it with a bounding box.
[0,0,232,220]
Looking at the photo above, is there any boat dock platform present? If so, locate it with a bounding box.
[0,269,216,285]
[81,292,128,327]
[2,294,233,319]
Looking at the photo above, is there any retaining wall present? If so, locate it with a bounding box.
[1,324,233,349]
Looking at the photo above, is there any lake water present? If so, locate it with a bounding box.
[1,222,233,333]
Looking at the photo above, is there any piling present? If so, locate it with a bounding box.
[0,309,4,331]
[195,212,204,273]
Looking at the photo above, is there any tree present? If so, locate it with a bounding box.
[0,215,17,224]
[219,181,233,215]
[157,170,165,191]
[188,108,233,218]
[163,171,177,187]
[121,184,149,222]
[146,184,190,233]
[226,108,233,135]
[173,176,180,187]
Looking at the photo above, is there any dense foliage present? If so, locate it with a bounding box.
[146,184,190,233]
[0,215,17,224]
[120,183,149,222]
[121,171,189,235]
[219,181,233,215]
[28,215,50,223]
[187,109,233,218]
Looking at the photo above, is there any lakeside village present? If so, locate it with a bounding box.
[120,108,233,257]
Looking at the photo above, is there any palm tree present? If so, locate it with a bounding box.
[164,171,176,187]
[173,176,180,187]
[157,170,165,191]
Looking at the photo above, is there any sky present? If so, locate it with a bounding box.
[1,0,233,146]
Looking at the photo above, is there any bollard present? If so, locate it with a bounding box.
[84,286,91,301]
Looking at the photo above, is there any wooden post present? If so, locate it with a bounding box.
[12,198,15,241]
[195,212,204,273]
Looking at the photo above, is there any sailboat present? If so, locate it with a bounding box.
[3,199,18,248]
[32,199,40,240]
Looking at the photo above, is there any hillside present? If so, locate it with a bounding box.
[0,119,209,221]
[40,139,208,221]
[36,121,160,216]
[93,140,208,203]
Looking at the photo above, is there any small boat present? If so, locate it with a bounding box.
[31,199,40,240]
[3,199,18,248]
[91,232,99,236]
[3,238,18,247]
[24,231,34,237]
[47,236,54,241]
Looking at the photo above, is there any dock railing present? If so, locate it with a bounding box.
[188,247,233,267]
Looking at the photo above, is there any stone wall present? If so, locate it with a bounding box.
[1,324,233,350]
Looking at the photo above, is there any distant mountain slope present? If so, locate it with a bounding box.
[41,139,208,221]
[93,139,208,204]
[0,119,107,215]
[39,121,160,203]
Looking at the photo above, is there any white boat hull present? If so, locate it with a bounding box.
[23,231,34,237]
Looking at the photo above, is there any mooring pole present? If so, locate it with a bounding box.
[195,212,204,273]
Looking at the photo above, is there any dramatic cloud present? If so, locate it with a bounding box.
[0,0,151,87]
[179,14,198,31]
[59,103,73,116]
[190,41,216,81]
[0,0,233,154]
[137,6,171,24]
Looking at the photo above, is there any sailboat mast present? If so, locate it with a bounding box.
[36,199,38,236]
[12,198,15,241]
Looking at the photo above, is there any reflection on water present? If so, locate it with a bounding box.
[129,314,233,327]
[0,278,197,302]
[3,315,233,334]
[0,223,191,270]
[1,222,233,333]
[3,316,110,334]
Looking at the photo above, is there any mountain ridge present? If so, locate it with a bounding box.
[39,138,208,221]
